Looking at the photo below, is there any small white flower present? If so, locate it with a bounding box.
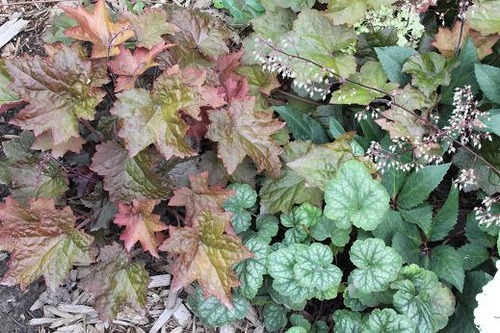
[454,168,477,191]
[475,195,500,228]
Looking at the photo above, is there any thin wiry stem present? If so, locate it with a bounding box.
[274,89,322,106]
[260,39,500,176]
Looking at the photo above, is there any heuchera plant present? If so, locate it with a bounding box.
[0,0,500,332]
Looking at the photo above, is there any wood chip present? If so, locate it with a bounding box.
[148,274,171,289]
[30,295,46,311]
[173,302,191,327]
[169,327,183,333]
[0,12,28,49]
[57,303,96,314]
[252,327,264,333]
[29,318,58,326]
[44,305,76,319]
[54,323,86,333]
[49,316,82,329]
[148,299,181,333]
[219,324,236,333]
[115,308,149,326]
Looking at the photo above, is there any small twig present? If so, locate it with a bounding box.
[455,19,466,55]
[459,144,500,176]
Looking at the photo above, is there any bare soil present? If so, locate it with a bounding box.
[0,257,45,333]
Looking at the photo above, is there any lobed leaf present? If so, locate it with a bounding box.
[375,106,427,146]
[287,133,363,191]
[114,199,166,257]
[326,0,397,25]
[432,22,498,61]
[294,243,343,293]
[263,303,288,332]
[160,211,253,307]
[259,168,323,214]
[253,214,280,243]
[0,59,21,113]
[0,197,94,290]
[90,141,171,202]
[324,160,390,231]
[80,243,148,322]
[112,65,225,159]
[234,236,270,299]
[213,51,250,103]
[268,287,308,312]
[207,97,285,177]
[466,1,500,36]
[267,244,315,302]
[42,13,77,45]
[62,0,135,58]
[391,264,456,333]
[281,203,322,244]
[280,9,357,82]
[250,7,295,42]
[5,44,108,147]
[223,183,257,234]
[109,42,172,92]
[332,310,365,333]
[165,7,231,63]
[402,52,457,97]
[267,243,342,302]
[123,8,179,49]
[364,309,416,333]
[330,61,399,105]
[169,171,234,226]
[187,287,249,327]
[0,132,68,203]
[259,141,323,214]
[346,283,394,309]
[310,215,352,247]
[214,0,265,25]
[30,131,85,158]
[349,238,403,293]
[236,65,281,96]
